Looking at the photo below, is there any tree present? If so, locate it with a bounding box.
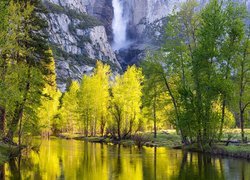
[0,0,53,144]
[142,55,171,138]
[160,0,200,144]
[78,61,111,136]
[92,61,111,136]
[217,1,246,138]
[236,32,250,142]
[111,66,143,139]
[38,51,61,136]
[157,0,248,146]
[192,0,227,144]
[0,0,18,136]
[60,81,80,133]
[79,75,95,136]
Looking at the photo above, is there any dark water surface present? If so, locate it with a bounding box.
[1,138,250,180]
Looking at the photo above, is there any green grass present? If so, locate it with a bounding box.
[143,131,182,147]
[60,130,182,147]
[221,129,250,141]
[217,144,250,153]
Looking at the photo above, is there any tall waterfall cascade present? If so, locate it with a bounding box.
[112,0,129,51]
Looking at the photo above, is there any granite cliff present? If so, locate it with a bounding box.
[43,0,120,91]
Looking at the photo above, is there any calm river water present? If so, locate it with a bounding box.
[1,138,250,180]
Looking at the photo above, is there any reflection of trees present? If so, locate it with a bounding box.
[223,159,250,180]
[142,147,183,179]
[116,145,122,175]
[154,147,157,180]
[0,164,5,180]
[3,140,250,180]
[178,151,188,179]
[8,157,21,179]
[172,152,225,180]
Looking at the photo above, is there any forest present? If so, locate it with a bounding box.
[0,0,250,176]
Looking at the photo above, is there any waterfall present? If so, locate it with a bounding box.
[112,0,129,51]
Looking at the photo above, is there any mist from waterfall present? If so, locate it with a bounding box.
[112,0,129,51]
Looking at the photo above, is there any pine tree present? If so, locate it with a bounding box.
[38,50,61,137]
[0,0,53,144]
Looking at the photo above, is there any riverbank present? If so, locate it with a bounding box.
[58,130,182,148]
[182,143,250,160]
[58,129,250,160]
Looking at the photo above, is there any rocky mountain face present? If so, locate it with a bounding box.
[42,0,250,90]
[43,0,120,91]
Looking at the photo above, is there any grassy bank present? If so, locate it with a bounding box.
[176,128,250,159]
[58,129,250,147]
[58,129,250,160]
[183,143,250,159]
[59,130,182,148]
[221,129,250,141]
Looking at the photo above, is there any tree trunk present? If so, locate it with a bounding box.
[85,119,88,137]
[4,66,31,144]
[94,117,97,136]
[240,110,245,142]
[239,60,245,143]
[100,116,105,137]
[114,104,122,140]
[129,121,132,138]
[153,99,157,139]
[163,76,187,144]
[219,99,226,139]
[4,104,24,144]
[238,39,249,143]
[220,57,231,140]
[0,106,6,135]
[18,115,23,147]
[117,121,121,140]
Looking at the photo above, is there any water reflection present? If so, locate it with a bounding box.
[1,139,250,180]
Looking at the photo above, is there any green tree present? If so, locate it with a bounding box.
[0,0,53,144]
[157,0,247,146]
[236,33,250,142]
[38,51,61,136]
[142,55,171,138]
[216,1,246,138]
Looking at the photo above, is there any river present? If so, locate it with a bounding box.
[1,138,250,179]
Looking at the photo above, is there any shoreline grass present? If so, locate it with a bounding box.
[58,129,250,160]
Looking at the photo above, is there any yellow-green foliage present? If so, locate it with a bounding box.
[213,100,235,128]
[79,61,111,135]
[60,81,80,133]
[38,52,61,134]
[92,61,111,134]
[111,66,143,137]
